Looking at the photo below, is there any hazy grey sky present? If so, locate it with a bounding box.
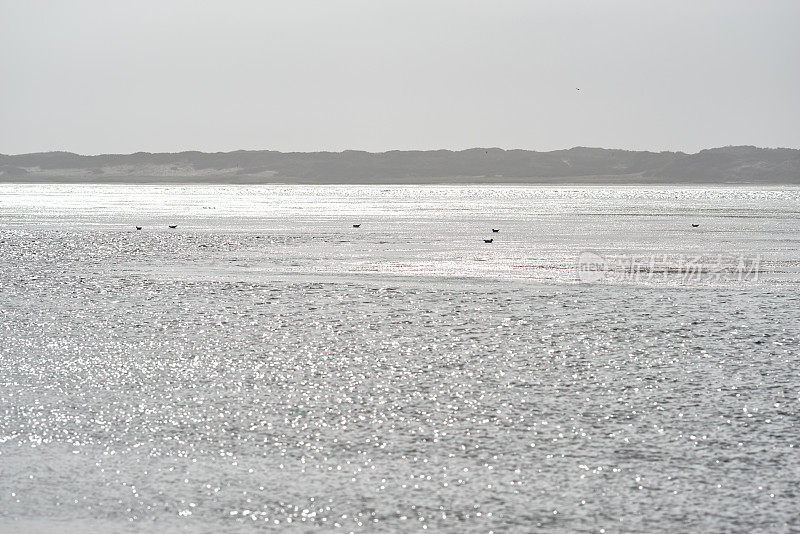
[1,0,798,155]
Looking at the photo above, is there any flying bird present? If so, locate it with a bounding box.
[168,225,177,229]
[135,226,142,230]
[492,229,499,233]
[484,238,493,243]
[353,224,361,228]
[691,224,700,227]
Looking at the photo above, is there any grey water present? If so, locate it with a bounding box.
[1,184,799,533]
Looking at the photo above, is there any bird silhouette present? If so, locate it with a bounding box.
[353,224,361,228]
[492,229,499,233]
[168,225,177,229]
[691,224,700,227]
[484,238,493,243]
[135,226,142,230]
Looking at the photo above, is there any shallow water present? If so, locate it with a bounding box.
[1,185,799,533]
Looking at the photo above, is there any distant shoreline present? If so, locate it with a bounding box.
[0,175,797,186]
[2,146,799,184]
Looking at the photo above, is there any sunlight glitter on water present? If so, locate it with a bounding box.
[1,185,799,533]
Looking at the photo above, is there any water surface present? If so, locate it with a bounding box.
[1,185,799,533]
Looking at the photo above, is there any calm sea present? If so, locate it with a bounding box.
[1,185,799,533]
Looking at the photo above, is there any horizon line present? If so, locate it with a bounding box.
[3,144,799,158]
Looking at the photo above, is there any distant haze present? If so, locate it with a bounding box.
[2,146,798,184]
[1,0,799,155]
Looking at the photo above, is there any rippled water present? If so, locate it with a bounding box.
[1,185,799,533]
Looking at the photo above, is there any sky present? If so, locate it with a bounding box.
[1,0,798,155]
